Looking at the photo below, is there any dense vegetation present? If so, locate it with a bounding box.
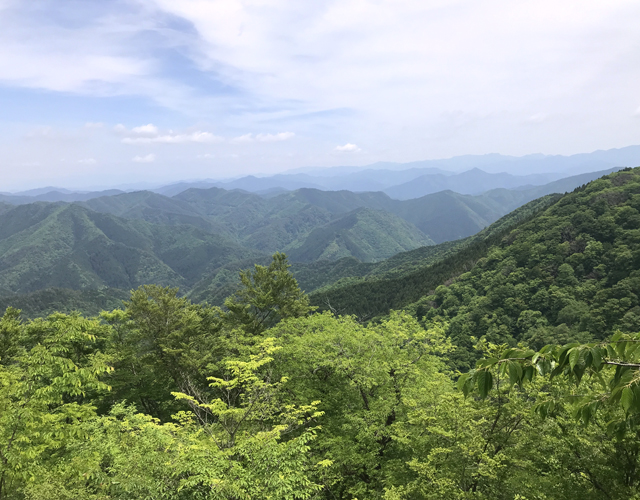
[309,194,561,317]
[420,168,640,370]
[2,252,640,498]
[1,167,640,498]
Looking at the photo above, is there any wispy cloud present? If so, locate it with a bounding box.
[117,124,223,144]
[78,158,97,164]
[123,131,223,144]
[232,132,295,143]
[131,124,159,136]
[335,143,361,153]
[231,134,254,144]
[256,132,295,142]
[132,153,155,163]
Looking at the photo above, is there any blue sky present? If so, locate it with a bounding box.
[1,0,640,190]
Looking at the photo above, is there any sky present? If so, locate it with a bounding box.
[1,0,640,190]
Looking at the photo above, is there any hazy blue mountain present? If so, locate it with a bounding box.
[383,168,561,199]
[0,189,125,205]
[10,186,75,196]
[209,168,559,197]
[153,180,222,197]
[284,145,640,176]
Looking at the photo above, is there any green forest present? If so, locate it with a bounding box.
[2,167,640,499]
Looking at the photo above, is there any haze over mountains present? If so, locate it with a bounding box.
[151,146,640,198]
[3,146,639,202]
[0,158,632,312]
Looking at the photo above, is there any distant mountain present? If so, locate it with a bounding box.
[81,167,628,255]
[285,145,640,176]
[4,146,636,202]
[153,181,221,197]
[207,168,559,198]
[177,146,638,198]
[383,168,561,199]
[285,207,433,263]
[0,189,125,205]
[11,186,75,196]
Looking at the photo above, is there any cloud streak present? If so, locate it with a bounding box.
[336,143,361,152]
[132,153,155,163]
[122,131,223,144]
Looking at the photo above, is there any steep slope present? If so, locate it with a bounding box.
[285,207,434,263]
[420,167,640,369]
[0,203,261,294]
[389,190,504,243]
[307,193,561,317]
[308,167,640,371]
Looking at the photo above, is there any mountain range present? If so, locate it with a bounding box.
[4,145,639,203]
[0,165,631,313]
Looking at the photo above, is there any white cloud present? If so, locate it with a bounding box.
[122,131,223,144]
[635,106,640,116]
[78,158,97,164]
[256,132,295,142]
[132,153,155,163]
[197,153,215,159]
[232,132,295,143]
[115,124,223,144]
[232,133,254,144]
[131,124,159,135]
[335,143,361,152]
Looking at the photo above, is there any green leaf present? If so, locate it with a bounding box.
[476,357,498,369]
[590,347,602,370]
[621,387,634,412]
[508,361,523,386]
[523,365,535,383]
[569,348,581,370]
[456,373,471,394]
[616,341,628,359]
[502,348,515,359]
[476,370,493,399]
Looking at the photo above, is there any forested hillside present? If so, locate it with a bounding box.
[421,167,640,369]
[2,242,640,498]
[308,193,561,315]
[0,203,260,295]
